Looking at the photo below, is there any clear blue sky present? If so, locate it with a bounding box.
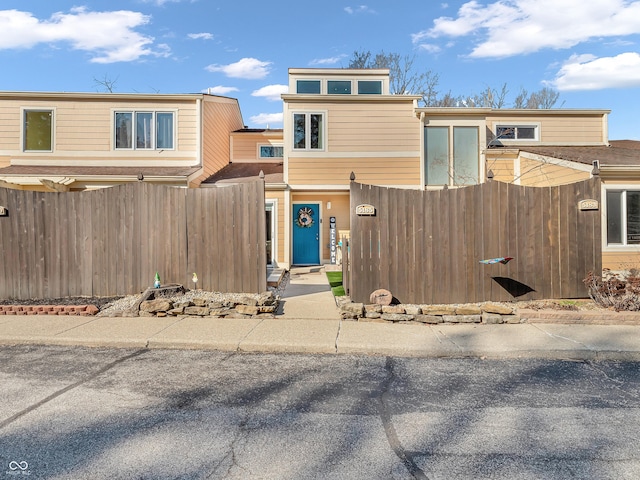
[1,1,639,139]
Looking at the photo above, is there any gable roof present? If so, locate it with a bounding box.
[508,140,640,167]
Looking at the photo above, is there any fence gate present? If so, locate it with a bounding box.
[348,177,601,305]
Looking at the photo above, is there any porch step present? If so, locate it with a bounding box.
[267,268,286,288]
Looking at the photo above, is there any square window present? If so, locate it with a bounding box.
[425,126,479,186]
[24,110,53,151]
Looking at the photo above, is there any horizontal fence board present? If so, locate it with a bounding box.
[349,178,601,305]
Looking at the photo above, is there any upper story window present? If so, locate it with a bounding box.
[114,111,174,150]
[296,80,321,94]
[259,145,284,158]
[606,189,640,246]
[495,124,538,141]
[23,109,53,151]
[357,80,382,94]
[327,80,351,94]
[293,113,324,151]
[424,126,479,186]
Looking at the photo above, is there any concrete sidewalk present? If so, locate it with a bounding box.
[0,266,639,360]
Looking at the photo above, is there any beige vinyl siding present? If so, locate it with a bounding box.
[489,114,605,144]
[288,156,420,186]
[231,131,283,163]
[518,157,591,187]
[603,251,640,271]
[0,96,201,162]
[286,98,420,186]
[292,191,350,263]
[196,97,244,186]
[486,150,517,183]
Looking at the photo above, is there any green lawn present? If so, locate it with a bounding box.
[326,271,346,297]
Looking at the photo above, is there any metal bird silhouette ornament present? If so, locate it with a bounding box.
[479,256,514,265]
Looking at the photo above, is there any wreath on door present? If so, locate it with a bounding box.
[296,206,315,228]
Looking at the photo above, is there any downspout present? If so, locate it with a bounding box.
[420,112,425,189]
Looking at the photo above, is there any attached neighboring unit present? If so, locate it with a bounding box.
[0,91,244,190]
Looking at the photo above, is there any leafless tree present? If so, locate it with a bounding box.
[93,74,119,93]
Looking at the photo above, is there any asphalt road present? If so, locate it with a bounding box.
[1,346,639,479]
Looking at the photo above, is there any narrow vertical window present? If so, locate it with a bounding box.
[156,112,174,149]
[425,127,449,185]
[294,113,306,149]
[606,191,622,244]
[293,113,324,151]
[136,112,153,149]
[115,112,132,149]
[627,191,640,244]
[453,126,479,185]
[24,110,52,151]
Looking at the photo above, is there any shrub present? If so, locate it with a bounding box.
[583,270,640,311]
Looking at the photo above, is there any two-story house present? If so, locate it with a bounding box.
[0,92,243,190]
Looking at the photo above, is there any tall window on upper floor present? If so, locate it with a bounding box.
[115,111,174,150]
[293,113,324,151]
[23,109,53,151]
[606,190,640,246]
[425,126,479,186]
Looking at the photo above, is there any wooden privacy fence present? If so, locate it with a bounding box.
[348,177,601,305]
[0,181,266,300]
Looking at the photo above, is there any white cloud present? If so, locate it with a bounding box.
[309,55,347,66]
[417,44,442,54]
[413,0,640,58]
[188,32,213,40]
[204,85,239,95]
[344,5,377,14]
[205,57,272,79]
[251,84,288,101]
[250,112,283,126]
[0,7,166,63]
[548,52,640,90]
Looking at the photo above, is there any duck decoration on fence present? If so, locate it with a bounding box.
[479,256,514,265]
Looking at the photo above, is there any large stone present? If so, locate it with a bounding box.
[140,299,172,313]
[404,306,422,315]
[192,298,208,307]
[239,296,259,307]
[458,315,482,323]
[341,303,364,316]
[258,305,276,313]
[414,314,443,324]
[364,304,382,313]
[382,305,405,314]
[210,308,234,317]
[369,289,393,306]
[184,306,210,316]
[365,312,382,319]
[483,303,515,315]
[381,313,414,322]
[503,314,521,324]
[483,312,504,324]
[443,315,460,323]
[236,305,259,315]
[422,305,456,315]
[257,291,276,306]
[455,305,482,315]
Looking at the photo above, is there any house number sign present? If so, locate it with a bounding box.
[578,199,599,211]
[356,204,376,216]
[0,206,7,216]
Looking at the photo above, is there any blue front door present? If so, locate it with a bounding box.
[292,203,320,265]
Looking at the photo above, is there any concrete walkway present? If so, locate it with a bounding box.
[1,266,640,360]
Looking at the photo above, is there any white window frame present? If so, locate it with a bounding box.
[258,144,284,159]
[22,107,55,153]
[291,111,326,152]
[602,185,640,251]
[113,110,176,151]
[423,124,481,187]
[493,123,540,143]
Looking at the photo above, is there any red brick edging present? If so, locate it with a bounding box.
[0,305,99,316]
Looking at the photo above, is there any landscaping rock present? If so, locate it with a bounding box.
[483,312,504,324]
[236,305,260,316]
[382,305,405,314]
[382,313,414,322]
[422,305,457,315]
[455,305,482,315]
[184,306,210,316]
[370,289,393,306]
[414,314,443,324]
[483,303,515,315]
[404,306,422,315]
[140,299,173,313]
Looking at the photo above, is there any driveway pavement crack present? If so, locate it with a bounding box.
[377,356,429,480]
[236,318,265,352]
[531,324,592,349]
[0,348,148,429]
[335,318,342,353]
[584,360,640,400]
